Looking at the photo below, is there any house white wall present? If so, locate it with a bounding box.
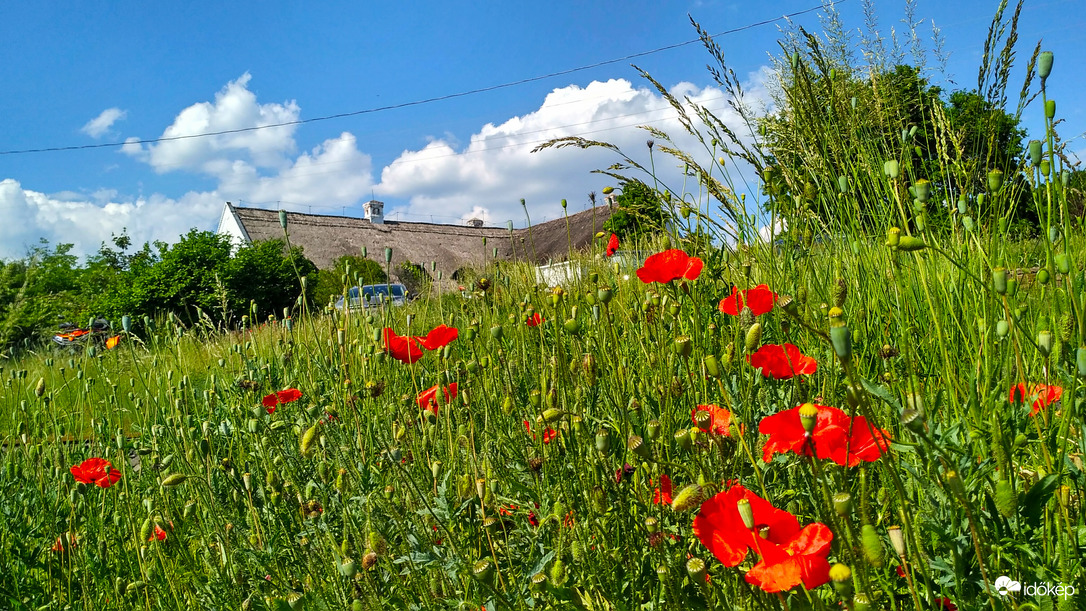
[216,202,251,250]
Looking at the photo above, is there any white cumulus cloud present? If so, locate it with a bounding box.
[375,75,770,227]
[81,107,127,138]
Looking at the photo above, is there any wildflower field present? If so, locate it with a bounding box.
[3,5,1086,610]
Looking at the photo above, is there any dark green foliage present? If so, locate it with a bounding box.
[602,180,667,240]
[0,231,316,353]
[394,261,431,299]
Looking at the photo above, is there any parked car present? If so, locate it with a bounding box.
[335,283,408,310]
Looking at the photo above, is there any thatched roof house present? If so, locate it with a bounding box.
[217,201,612,288]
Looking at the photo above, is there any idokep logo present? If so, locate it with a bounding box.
[994,576,1022,596]
[993,575,1077,600]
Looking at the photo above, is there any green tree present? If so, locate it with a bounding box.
[225,239,316,323]
[602,180,667,240]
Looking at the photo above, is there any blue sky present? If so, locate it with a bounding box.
[1,0,1082,259]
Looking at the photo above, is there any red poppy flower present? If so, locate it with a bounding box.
[70,457,122,488]
[383,328,423,363]
[149,524,167,542]
[692,404,736,436]
[606,233,620,257]
[524,420,557,443]
[262,388,303,413]
[653,474,673,505]
[420,325,458,351]
[416,383,458,414]
[52,532,77,553]
[718,284,777,316]
[526,313,544,327]
[1009,383,1062,416]
[933,598,957,611]
[747,343,818,379]
[693,484,832,593]
[759,403,890,467]
[744,522,834,592]
[635,249,703,284]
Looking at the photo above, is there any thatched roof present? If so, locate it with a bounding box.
[220,203,612,288]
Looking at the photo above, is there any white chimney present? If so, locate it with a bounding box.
[466,218,483,228]
[363,200,385,224]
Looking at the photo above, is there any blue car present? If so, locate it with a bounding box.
[335,284,408,311]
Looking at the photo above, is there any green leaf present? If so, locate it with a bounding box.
[1021,474,1059,529]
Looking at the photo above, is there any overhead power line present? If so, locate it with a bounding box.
[0,2,840,157]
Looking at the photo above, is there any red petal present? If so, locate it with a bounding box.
[684,257,704,280]
[718,285,742,316]
[420,325,458,351]
[744,285,777,316]
[276,388,302,404]
[262,394,279,408]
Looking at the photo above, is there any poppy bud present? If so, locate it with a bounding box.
[743,324,761,353]
[686,557,707,583]
[883,160,899,179]
[987,169,1004,192]
[860,524,885,567]
[1044,99,1056,121]
[671,484,703,512]
[798,403,819,435]
[300,423,319,456]
[901,407,925,435]
[1037,268,1050,285]
[735,497,756,529]
[278,210,288,229]
[540,408,563,423]
[595,429,611,454]
[944,470,966,500]
[1037,330,1055,356]
[992,268,1008,294]
[897,236,926,252]
[830,325,852,362]
[833,492,852,517]
[161,473,188,488]
[1006,278,1018,297]
[887,525,905,557]
[1078,346,1086,377]
[602,186,614,195]
[1029,140,1043,167]
[1038,50,1053,80]
[549,558,568,586]
[995,478,1017,518]
[34,377,45,398]
[837,175,849,193]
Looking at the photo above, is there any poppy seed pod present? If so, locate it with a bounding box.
[736,497,756,529]
[674,428,692,452]
[833,492,852,517]
[995,478,1017,518]
[901,407,925,435]
[1038,51,1053,81]
[913,179,931,203]
[1077,347,1086,377]
[798,403,819,435]
[1037,330,1055,357]
[1041,159,1051,177]
[883,160,899,179]
[673,335,693,358]
[278,209,288,229]
[489,325,503,340]
[886,227,901,248]
[671,484,703,512]
[704,354,721,378]
[595,429,611,454]
[887,525,906,557]
[686,557,707,583]
[628,435,651,460]
[1029,140,1043,167]
[1045,99,1056,120]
